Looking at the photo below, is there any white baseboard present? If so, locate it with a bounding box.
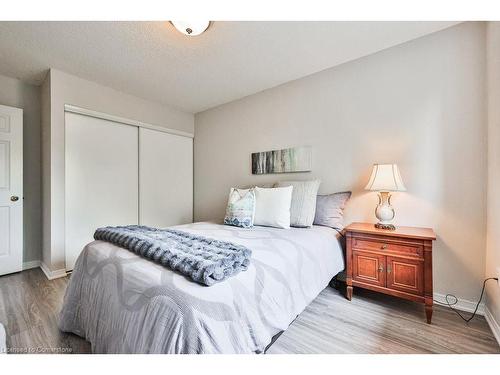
[21,260,67,280]
[40,261,67,280]
[485,306,500,346]
[22,260,41,270]
[433,292,485,316]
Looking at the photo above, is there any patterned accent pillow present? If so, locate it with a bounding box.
[313,192,352,230]
[224,188,256,228]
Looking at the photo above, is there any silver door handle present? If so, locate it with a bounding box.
[10,196,19,202]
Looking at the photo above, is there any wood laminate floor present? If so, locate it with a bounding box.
[0,268,498,354]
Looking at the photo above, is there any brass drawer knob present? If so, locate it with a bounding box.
[381,244,388,249]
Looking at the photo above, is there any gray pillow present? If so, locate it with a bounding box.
[275,180,321,227]
[313,192,352,230]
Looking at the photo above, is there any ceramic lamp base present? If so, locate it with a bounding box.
[374,191,397,230]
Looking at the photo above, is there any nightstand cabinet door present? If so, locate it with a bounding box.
[352,251,386,287]
[386,256,424,295]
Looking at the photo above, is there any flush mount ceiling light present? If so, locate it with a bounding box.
[170,21,210,36]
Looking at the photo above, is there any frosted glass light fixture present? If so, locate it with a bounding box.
[365,164,406,230]
[171,21,210,36]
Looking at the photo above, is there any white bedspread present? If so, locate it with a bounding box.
[59,222,345,353]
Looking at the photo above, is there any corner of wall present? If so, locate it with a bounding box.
[41,70,52,270]
[485,21,500,339]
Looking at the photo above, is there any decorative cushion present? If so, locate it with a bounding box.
[275,180,321,227]
[223,188,256,228]
[253,186,293,229]
[313,192,352,230]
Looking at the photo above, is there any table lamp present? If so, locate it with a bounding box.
[365,164,406,230]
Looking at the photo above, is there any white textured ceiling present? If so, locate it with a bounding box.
[0,21,459,113]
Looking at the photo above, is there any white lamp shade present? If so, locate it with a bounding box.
[365,164,406,192]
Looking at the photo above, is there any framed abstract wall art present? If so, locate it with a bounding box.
[251,146,312,174]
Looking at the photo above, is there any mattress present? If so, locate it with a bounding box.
[59,222,345,353]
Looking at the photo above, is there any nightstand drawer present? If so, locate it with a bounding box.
[352,237,423,258]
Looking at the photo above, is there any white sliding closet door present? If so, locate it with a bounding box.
[65,112,139,271]
[139,128,193,228]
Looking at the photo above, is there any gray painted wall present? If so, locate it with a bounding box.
[0,74,42,264]
[194,22,487,302]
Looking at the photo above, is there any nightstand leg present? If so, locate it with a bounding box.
[425,304,433,324]
[346,285,353,301]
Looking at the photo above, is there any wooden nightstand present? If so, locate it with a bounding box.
[344,222,436,323]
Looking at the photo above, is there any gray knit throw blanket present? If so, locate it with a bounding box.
[94,225,252,286]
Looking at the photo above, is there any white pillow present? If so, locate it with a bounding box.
[253,186,293,229]
[276,180,321,227]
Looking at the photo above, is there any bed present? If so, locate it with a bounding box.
[59,222,345,353]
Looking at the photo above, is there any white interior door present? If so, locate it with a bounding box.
[139,128,193,227]
[0,104,23,276]
[65,112,139,271]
